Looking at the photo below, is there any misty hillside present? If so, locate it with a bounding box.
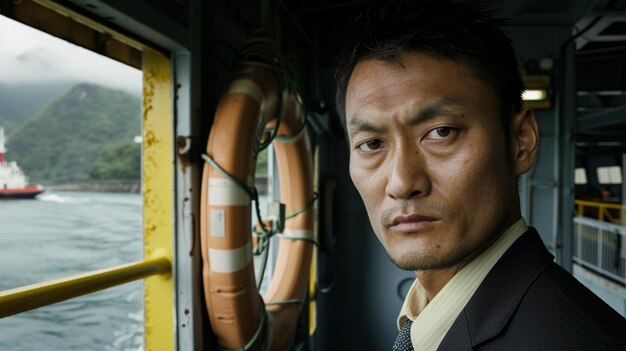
[0,81,76,133]
[6,83,141,183]
[0,46,141,135]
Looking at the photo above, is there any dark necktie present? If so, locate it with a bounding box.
[393,319,414,351]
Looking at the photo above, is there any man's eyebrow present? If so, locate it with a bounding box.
[406,97,465,125]
[347,97,465,138]
[348,118,386,137]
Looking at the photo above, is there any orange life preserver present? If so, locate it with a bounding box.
[200,46,315,351]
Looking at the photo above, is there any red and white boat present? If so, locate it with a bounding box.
[0,127,44,199]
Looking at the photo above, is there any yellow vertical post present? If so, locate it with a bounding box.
[309,147,319,337]
[142,48,174,351]
[309,248,317,336]
[599,205,605,221]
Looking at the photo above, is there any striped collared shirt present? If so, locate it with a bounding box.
[397,218,528,351]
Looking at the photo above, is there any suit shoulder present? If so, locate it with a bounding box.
[513,262,626,345]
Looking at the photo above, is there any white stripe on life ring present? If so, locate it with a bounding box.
[281,228,314,241]
[276,126,306,144]
[228,79,263,104]
[208,177,250,206]
[208,241,253,273]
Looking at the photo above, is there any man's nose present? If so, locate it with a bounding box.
[385,145,431,200]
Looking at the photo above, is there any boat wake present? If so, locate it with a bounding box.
[37,193,91,204]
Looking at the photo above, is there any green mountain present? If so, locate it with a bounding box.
[89,140,141,180]
[6,83,141,183]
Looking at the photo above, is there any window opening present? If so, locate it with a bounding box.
[0,14,144,351]
[253,146,280,294]
[575,167,588,184]
[597,166,622,184]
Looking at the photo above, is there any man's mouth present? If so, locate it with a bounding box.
[388,214,440,233]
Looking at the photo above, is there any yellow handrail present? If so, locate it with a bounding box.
[0,256,170,318]
[575,200,626,223]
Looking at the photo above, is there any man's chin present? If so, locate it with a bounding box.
[389,250,467,271]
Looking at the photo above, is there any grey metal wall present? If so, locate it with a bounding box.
[509,26,577,269]
[313,133,415,350]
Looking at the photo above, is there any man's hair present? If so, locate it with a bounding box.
[335,0,524,132]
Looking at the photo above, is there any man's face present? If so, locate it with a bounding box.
[345,52,523,271]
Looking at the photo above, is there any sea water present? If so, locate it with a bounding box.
[0,192,144,351]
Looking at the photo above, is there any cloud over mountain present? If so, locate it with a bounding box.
[0,46,141,94]
[0,16,141,94]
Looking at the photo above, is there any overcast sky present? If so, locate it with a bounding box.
[0,15,141,94]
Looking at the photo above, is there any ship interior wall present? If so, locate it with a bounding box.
[5,0,624,349]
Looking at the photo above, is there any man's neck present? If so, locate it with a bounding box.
[414,263,467,301]
[414,215,524,301]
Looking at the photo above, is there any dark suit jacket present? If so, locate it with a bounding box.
[438,228,626,350]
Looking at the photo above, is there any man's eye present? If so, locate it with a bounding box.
[427,127,454,140]
[357,139,383,152]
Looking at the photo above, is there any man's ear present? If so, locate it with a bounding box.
[510,106,539,176]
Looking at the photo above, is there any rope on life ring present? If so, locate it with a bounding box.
[200,40,315,351]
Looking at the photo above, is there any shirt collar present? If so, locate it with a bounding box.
[396,218,528,350]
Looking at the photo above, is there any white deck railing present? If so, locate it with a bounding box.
[573,216,626,285]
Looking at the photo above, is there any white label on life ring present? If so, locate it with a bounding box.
[208,241,253,273]
[208,177,250,206]
[228,79,263,104]
[210,209,225,237]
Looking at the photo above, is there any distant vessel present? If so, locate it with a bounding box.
[0,127,44,199]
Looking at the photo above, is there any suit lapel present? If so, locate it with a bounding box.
[438,228,554,350]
